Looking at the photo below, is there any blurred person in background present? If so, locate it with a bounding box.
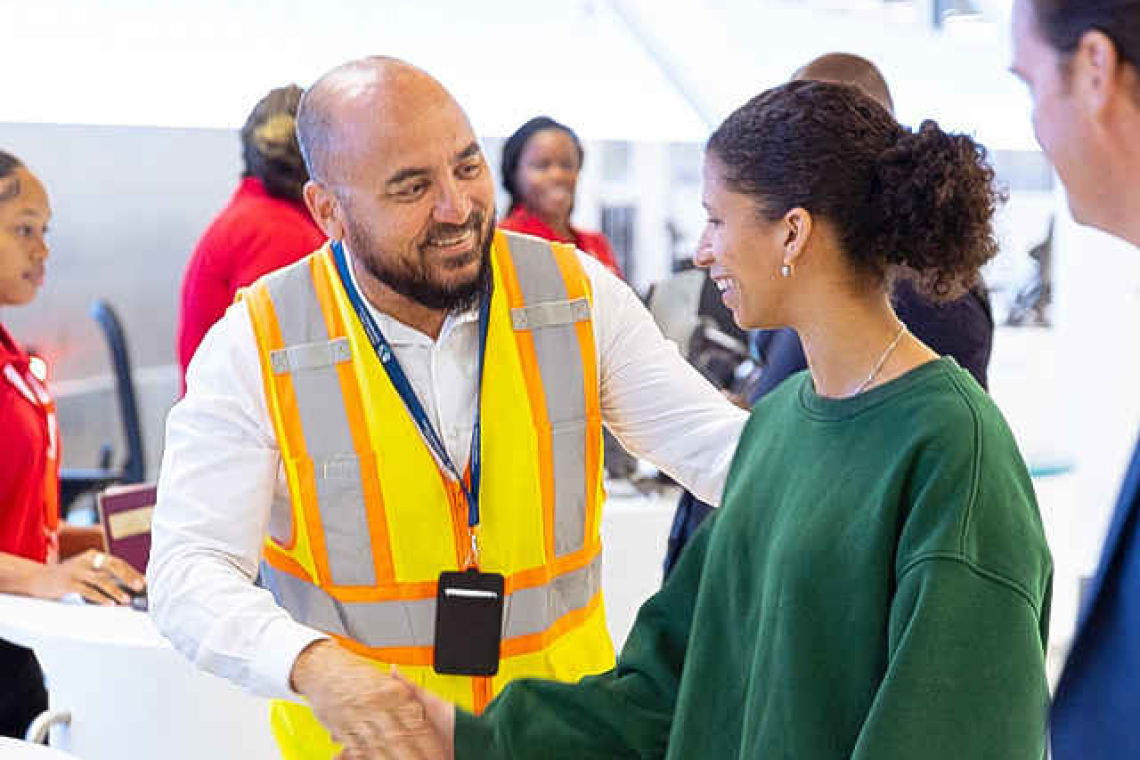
[498,116,623,277]
[0,151,145,739]
[1009,0,1140,756]
[176,84,325,390]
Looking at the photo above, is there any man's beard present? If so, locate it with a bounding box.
[347,208,495,312]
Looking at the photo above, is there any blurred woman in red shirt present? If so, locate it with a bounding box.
[0,151,144,738]
[176,85,325,389]
[498,116,623,278]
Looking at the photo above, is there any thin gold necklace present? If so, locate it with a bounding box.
[853,323,908,395]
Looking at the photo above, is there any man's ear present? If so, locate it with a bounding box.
[304,180,346,241]
[1072,29,1123,118]
[781,207,814,269]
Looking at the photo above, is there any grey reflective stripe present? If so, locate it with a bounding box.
[501,550,602,639]
[267,491,293,547]
[259,550,603,648]
[509,297,590,331]
[500,232,590,557]
[259,562,435,647]
[270,338,351,375]
[262,261,376,588]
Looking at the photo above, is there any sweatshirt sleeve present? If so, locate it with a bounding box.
[455,513,718,760]
[851,556,1049,760]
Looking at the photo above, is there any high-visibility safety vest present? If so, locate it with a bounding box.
[242,230,611,760]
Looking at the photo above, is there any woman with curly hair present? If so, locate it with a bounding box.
[391,81,1053,760]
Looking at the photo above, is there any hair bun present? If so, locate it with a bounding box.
[871,120,1003,300]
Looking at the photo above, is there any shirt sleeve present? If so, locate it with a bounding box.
[851,556,1049,760]
[455,512,717,759]
[582,253,748,505]
[148,302,326,701]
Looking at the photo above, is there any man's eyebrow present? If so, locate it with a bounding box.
[384,143,482,188]
[385,165,431,188]
[455,142,482,162]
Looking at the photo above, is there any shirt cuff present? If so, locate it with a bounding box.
[248,616,329,701]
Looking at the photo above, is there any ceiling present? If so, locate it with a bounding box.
[2,0,1033,148]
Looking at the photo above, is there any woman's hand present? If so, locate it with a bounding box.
[28,549,145,605]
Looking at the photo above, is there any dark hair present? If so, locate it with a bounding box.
[0,150,23,203]
[1030,0,1140,70]
[707,80,1001,301]
[500,116,583,211]
[241,85,309,202]
[792,52,894,114]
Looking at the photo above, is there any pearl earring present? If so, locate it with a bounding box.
[780,264,793,278]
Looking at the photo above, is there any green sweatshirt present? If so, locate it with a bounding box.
[458,358,1053,759]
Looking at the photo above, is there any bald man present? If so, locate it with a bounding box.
[148,57,746,760]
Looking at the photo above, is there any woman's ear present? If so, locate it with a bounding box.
[303,180,347,241]
[781,207,813,269]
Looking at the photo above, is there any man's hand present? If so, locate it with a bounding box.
[291,639,448,759]
[392,671,455,760]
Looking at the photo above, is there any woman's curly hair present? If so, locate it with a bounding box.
[707,80,1003,301]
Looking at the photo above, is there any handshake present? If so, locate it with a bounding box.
[291,639,457,760]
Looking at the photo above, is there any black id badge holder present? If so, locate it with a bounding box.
[434,569,505,676]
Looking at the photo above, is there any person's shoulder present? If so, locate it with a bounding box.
[896,362,1049,601]
[244,247,324,293]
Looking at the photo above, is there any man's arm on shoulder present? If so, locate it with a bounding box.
[148,300,325,700]
[581,254,748,505]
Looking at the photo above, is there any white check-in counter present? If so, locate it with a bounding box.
[0,490,677,760]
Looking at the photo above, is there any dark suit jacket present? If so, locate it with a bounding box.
[1051,439,1140,758]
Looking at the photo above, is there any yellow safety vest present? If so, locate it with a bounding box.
[242,230,611,760]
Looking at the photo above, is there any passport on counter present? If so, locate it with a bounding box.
[96,483,156,576]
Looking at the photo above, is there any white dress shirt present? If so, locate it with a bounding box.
[148,248,747,701]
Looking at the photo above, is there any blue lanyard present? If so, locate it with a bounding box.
[332,241,489,529]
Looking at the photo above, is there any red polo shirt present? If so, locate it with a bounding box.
[0,323,57,563]
[498,205,624,279]
[177,177,326,388]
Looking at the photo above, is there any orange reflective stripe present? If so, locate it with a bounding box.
[548,242,603,545]
[310,253,396,586]
[264,542,314,583]
[494,232,557,562]
[473,677,492,715]
[500,593,603,658]
[321,579,438,603]
[331,633,435,666]
[503,543,601,595]
[444,472,471,570]
[246,284,313,554]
